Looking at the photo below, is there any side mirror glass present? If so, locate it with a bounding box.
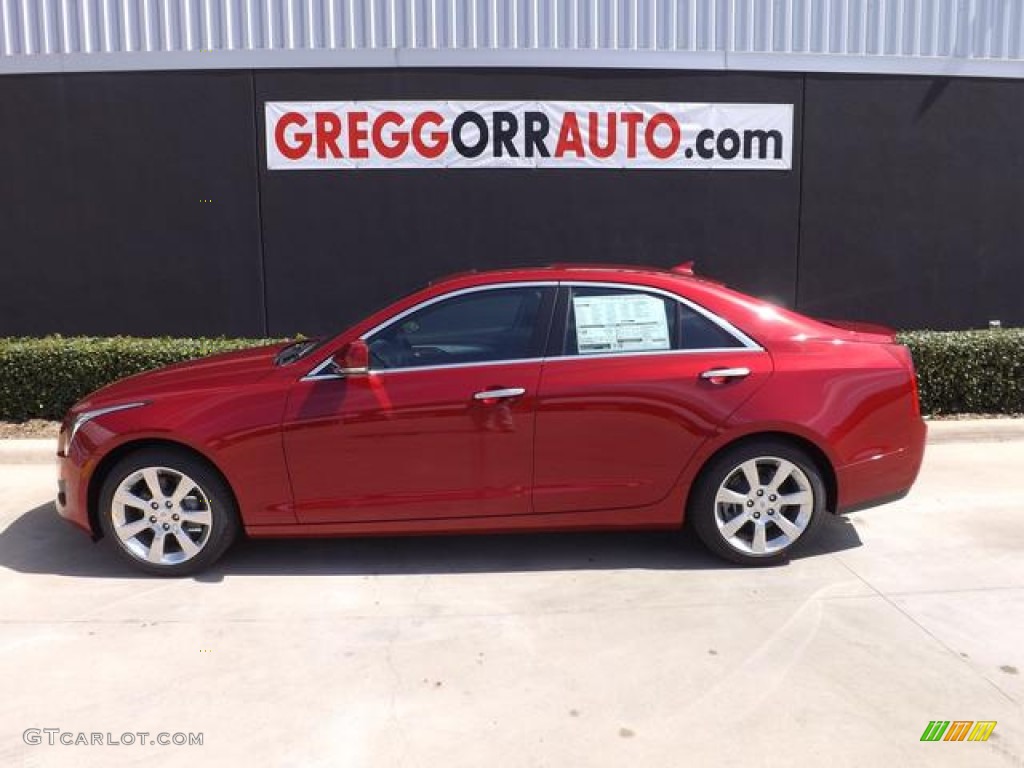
[339,339,370,375]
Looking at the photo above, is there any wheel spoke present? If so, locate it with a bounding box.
[767,460,796,492]
[113,489,149,511]
[174,530,200,558]
[739,461,760,492]
[720,511,751,538]
[147,532,166,563]
[179,508,212,527]
[170,477,198,507]
[772,514,802,539]
[116,517,150,541]
[751,522,768,554]
[141,468,164,500]
[778,490,811,507]
[716,488,749,506]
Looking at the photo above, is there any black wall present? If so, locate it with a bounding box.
[799,75,1024,329]
[0,71,264,337]
[1,67,1021,337]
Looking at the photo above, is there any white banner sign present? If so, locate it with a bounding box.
[266,101,793,171]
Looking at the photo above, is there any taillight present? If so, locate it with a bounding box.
[884,344,921,417]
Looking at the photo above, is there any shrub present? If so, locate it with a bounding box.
[0,336,274,422]
[0,331,1021,422]
[898,329,1024,416]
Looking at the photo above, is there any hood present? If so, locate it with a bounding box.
[76,342,291,411]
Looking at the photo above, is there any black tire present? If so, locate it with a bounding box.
[688,439,827,566]
[98,447,240,576]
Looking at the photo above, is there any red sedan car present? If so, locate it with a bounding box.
[56,264,926,575]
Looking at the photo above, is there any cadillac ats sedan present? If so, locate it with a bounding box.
[56,264,926,575]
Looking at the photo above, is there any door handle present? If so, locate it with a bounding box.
[473,387,526,401]
[700,367,751,383]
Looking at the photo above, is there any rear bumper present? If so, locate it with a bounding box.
[836,419,927,514]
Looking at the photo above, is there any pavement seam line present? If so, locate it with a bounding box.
[830,552,1018,705]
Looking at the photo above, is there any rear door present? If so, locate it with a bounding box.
[532,282,772,515]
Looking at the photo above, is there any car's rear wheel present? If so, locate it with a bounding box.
[688,440,827,566]
[98,448,239,576]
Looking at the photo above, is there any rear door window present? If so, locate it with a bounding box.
[557,285,745,356]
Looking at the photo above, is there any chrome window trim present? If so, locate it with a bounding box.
[359,281,561,342]
[301,277,762,379]
[358,356,547,376]
[541,346,763,364]
[360,281,559,375]
[301,358,344,382]
[304,345,763,380]
[369,347,763,376]
[301,281,557,380]
[558,280,763,353]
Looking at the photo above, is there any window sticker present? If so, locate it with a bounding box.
[572,294,671,355]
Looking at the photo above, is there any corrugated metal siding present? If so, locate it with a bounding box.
[2,0,1024,75]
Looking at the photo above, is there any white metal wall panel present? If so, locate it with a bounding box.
[2,0,1024,76]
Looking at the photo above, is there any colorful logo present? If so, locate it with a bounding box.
[921,721,997,742]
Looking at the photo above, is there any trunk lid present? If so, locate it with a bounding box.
[815,317,897,344]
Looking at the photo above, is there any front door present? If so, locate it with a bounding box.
[283,284,556,524]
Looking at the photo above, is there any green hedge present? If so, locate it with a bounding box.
[0,331,1020,421]
[898,329,1024,416]
[0,336,274,422]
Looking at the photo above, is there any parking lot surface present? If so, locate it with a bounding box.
[1,422,1022,767]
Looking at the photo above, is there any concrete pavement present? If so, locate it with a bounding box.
[0,422,1022,767]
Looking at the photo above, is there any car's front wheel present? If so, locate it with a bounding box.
[688,440,827,566]
[98,448,239,576]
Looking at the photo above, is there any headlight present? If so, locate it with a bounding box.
[67,402,149,447]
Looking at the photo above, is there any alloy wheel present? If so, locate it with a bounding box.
[110,466,214,566]
[712,456,814,556]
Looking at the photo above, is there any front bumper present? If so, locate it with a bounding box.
[55,439,94,537]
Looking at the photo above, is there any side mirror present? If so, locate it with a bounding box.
[339,339,370,375]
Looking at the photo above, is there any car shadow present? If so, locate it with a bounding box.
[1,502,863,580]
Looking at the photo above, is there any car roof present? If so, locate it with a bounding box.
[343,261,840,349]
[428,262,703,288]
